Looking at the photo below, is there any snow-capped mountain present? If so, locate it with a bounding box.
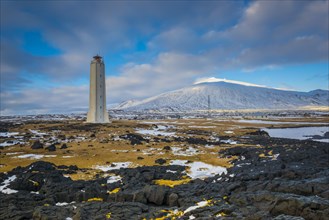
[115,80,329,112]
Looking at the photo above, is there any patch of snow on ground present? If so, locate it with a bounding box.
[170,160,227,179]
[29,129,47,135]
[204,145,214,149]
[0,175,18,194]
[6,152,23,155]
[15,154,56,159]
[209,136,220,142]
[135,125,176,136]
[262,126,329,142]
[56,202,75,206]
[166,170,177,173]
[221,139,238,145]
[0,132,19,137]
[272,154,280,160]
[171,146,198,156]
[107,175,122,184]
[0,141,22,147]
[188,161,227,179]
[142,148,157,155]
[112,136,122,141]
[224,131,234,134]
[236,162,251,167]
[170,160,189,166]
[184,200,209,214]
[94,162,132,171]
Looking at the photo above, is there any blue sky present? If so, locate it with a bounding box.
[1,0,328,115]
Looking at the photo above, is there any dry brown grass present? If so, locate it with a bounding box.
[1,116,327,174]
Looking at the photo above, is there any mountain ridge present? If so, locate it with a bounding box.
[114,81,329,112]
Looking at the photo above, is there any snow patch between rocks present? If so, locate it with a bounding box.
[94,162,132,171]
[0,132,19,137]
[0,175,18,194]
[170,160,227,179]
[29,129,47,135]
[184,200,209,214]
[56,202,76,206]
[107,175,122,184]
[221,139,238,145]
[171,146,199,156]
[135,125,175,136]
[0,140,23,147]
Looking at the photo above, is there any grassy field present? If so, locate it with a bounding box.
[1,117,328,179]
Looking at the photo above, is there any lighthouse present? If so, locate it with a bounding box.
[86,55,110,123]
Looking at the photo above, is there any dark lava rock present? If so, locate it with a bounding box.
[247,129,270,137]
[90,133,96,138]
[168,193,179,207]
[155,158,166,165]
[31,140,43,149]
[60,143,68,149]
[163,146,171,151]
[1,136,329,220]
[324,131,329,138]
[143,185,167,205]
[45,144,56,151]
[120,133,145,145]
[137,157,144,160]
[273,214,305,220]
[57,134,66,140]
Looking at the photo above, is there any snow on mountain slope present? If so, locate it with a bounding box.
[115,81,329,112]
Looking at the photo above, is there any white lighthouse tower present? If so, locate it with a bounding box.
[87,55,110,123]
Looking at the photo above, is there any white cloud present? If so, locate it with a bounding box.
[0,85,88,115]
[106,52,216,103]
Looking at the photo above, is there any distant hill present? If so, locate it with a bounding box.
[114,80,329,112]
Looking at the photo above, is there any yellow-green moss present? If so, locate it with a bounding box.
[87,197,103,202]
[153,179,191,188]
[108,188,120,194]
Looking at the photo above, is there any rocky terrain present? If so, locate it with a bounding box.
[0,115,328,220]
[1,134,328,219]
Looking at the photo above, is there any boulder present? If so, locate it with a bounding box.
[155,158,166,165]
[143,185,167,205]
[168,193,179,207]
[119,133,145,145]
[60,144,68,149]
[31,140,43,149]
[163,146,171,151]
[45,144,56,151]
